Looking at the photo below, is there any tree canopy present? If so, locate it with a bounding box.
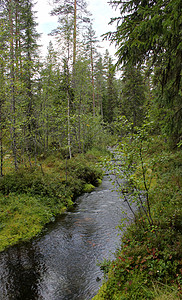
[108,0,182,144]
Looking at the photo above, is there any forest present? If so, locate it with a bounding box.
[0,0,182,299]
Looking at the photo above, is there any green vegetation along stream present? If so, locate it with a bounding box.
[0,168,130,300]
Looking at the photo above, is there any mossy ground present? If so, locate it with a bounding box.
[93,137,182,299]
[0,148,105,252]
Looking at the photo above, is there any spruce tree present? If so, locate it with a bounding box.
[121,65,147,132]
[103,50,118,124]
[84,23,99,116]
[21,0,39,155]
[108,0,182,145]
[50,0,88,77]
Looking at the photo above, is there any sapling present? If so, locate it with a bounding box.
[105,119,155,230]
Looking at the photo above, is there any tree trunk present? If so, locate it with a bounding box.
[67,89,72,159]
[73,0,77,73]
[0,92,3,177]
[8,0,18,171]
[91,44,95,116]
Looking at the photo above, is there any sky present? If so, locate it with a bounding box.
[34,0,120,59]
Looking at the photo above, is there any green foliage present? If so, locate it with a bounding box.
[102,54,118,124]
[0,170,67,200]
[0,149,104,251]
[119,65,147,129]
[0,0,120,175]
[151,283,181,300]
[108,0,182,145]
[83,183,95,193]
[72,114,112,153]
[0,193,57,251]
[95,135,182,299]
[105,119,156,228]
[65,152,103,196]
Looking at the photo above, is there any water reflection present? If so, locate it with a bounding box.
[0,174,127,300]
[0,244,43,300]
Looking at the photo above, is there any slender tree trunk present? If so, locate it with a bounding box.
[34,131,37,166]
[64,57,72,159]
[98,85,104,118]
[73,0,77,72]
[0,56,4,176]
[27,51,33,152]
[90,44,95,116]
[78,95,82,152]
[0,97,3,177]
[0,131,3,177]
[15,0,20,75]
[46,114,49,151]
[100,96,103,119]
[8,0,18,171]
[67,90,72,159]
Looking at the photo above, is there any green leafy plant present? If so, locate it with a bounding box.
[96,130,182,299]
[105,119,156,230]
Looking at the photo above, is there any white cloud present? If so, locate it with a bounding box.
[87,0,119,58]
[88,0,115,35]
[35,0,120,59]
[35,0,56,26]
[35,0,57,57]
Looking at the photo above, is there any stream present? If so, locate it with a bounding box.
[0,172,133,300]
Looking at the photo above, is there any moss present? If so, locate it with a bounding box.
[92,283,107,300]
[67,198,74,208]
[59,206,67,214]
[0,149,104,252]
[83,183,95,193]
[95,178,102,186]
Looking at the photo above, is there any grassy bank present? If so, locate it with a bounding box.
[0,148,105,252]
[93,136,182,299]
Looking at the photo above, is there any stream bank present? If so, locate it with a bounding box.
[0,167,129,300]
[0,151,103,252]
[93,137,182,299]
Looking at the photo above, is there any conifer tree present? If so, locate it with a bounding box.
[6,0,18,170]
[0,19,6,176]
[84,23,99,116]
[40,42,64,152]
[20,0,39,155]
[108,0,182,145]
[50,0,88,77]
[120,65,147,132]
[103,50,118,124]
[94,55,105,118]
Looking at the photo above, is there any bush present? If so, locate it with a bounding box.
[0,150,104,251]
[94,135,182,299]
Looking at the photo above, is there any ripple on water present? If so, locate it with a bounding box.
[0,173,131,300]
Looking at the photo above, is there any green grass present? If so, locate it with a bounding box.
[0,193,65,250]
[0,149,104,252]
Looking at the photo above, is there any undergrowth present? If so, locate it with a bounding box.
[93,136,182,299]
[0,148,104,252]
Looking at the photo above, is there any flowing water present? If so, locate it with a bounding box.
[0,172,132,300]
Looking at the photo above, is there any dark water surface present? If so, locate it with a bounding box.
[0,173,131,300]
